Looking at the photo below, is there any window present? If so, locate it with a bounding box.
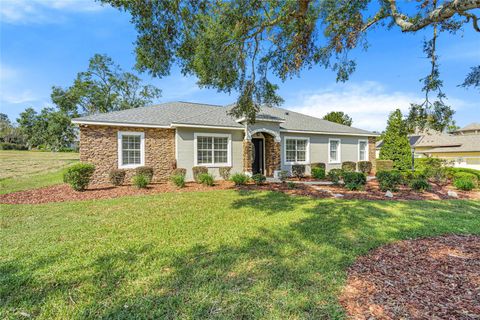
[194,133,231,166]
[329,139,341,163]
[117,131,145,168]
[284,137,309,164]
[358,140,368,161]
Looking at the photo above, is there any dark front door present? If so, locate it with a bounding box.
[252,138,264,175]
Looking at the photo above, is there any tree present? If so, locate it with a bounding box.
[323,111,352,126]
[460,65,480,91]
[53,54,161,115]
[379,109,412,171]
[17,108,41,149]
[102,0,480,123]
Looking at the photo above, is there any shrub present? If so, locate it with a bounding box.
[291,165,305,179]
[376,160,394,172]
[343,172,366,191]
[0,142,28,150]
[172,168,187,177]
[170,173,186,188]
[219,167,232,180]
[453,172,477,191]
[109,169,126,186]
[63,163,95,191]
[376,170,402,191]
[132,174,149,188]
[357,161,372,174]
[231,173,250,186]
[278,170,289,183]
[409,177,431,192]
[327,169,343,184]
[252,173,266,185]
[341,161,356,172]
[311,163,326,170]
[311,167,326,180]
[135,166,154,182]
[197,172,214,186]
[287,181,296,189]
[192,166,208,182]
[446,167,480,180]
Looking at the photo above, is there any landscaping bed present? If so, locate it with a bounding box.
[340,234,480,319]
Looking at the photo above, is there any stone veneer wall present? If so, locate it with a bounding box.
[264,134,281,177]
[79,125,175,185]
[242,140,253,173]
[368,136,377,172]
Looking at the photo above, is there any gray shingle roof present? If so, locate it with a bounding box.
[73,101,377,136]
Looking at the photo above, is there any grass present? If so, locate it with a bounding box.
[0,150,78,194]
[1,190,479,319]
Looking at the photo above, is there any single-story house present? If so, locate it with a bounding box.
[72,101,378,184]
[376,123,480,170]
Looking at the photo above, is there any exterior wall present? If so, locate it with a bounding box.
[280,132,375,174]
[264,134,281,176]
[176,127,244,181]
[79,125,175,185]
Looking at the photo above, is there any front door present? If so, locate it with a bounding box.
[252,138,264,175]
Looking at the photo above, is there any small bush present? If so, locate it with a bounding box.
[376,160,394,172]
[197,172,214,186]
[170,173,186,188]
[252,173,266,185]
[63,163,95,191]
[109,169,126,186]
[358,161,372,174]
[132,174,149,188]
[453,172,477,191]
[291,165,305,179]
[409,177,431,192]
[231,173,250,186]
[341,161,356,172]
[172,168,187,177]
[219,167,232,180]
[343,172,366,191]
[192,166,208,182]
[278,170,289,183]
[0,142,28,150]
[376,170,402,191]
[311,163,326,170]
[135,166,154,182]
[287,181,296,189]
[311,167,326,180]
[327,169,343,184]
[446,167,480,180]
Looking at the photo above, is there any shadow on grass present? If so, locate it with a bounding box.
[1,192,479,319]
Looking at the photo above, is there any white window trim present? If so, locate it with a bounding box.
[117,131,145,169]
[194,132,232,167]
[283,136,310,165]
[328,138,341,164]
[358,139,369,161]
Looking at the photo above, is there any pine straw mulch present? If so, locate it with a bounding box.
[1,180,478,204]
[340,235,480,320]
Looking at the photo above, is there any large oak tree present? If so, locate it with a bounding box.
[103,0,479,127]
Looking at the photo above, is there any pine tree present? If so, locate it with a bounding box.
[380,109,412,170]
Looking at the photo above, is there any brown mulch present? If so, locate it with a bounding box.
[1,179,478,204]
[340,235,480,320]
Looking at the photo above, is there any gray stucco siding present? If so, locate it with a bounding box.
[279,132,369,173]
[176,127,244,181]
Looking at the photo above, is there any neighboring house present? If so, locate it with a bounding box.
[376,123,480,170]
[72,101,378,184]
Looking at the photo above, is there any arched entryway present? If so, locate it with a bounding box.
[243,130,281,177]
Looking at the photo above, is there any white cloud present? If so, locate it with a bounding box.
[287,81,465,132]
[0,0,105,24]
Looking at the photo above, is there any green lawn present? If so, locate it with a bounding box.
[0,150,78,194]
[1,190,479,319]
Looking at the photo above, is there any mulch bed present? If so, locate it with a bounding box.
[1,180,478,204]
[340,235,480,320]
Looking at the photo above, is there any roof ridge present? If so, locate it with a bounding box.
[176,100,225,107]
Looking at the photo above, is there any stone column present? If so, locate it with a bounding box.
[265,134,281,176]
[243,139,253,174]
[368,136,377,172]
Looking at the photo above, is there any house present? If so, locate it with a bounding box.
[376,123,480,170]
[72,101,378,184]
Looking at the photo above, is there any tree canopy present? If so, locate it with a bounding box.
[103,0,480,125]
[380,109,412,171]
[323,111,352,126]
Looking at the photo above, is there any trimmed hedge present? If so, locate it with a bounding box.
[446,167,480,180]
[197,172,215,186]
[109,169,126,186]
[172,168,187,177]
[219,167,232,180]
[453,172,478,191]
[357,161,372,174]
[376,160,394,171]
[192,166,208,182]
[311,163,326,170]
[135,166,154,182]
[132,174,149,188]
[311,167,326,180]
[291,165,305,178]
[341,161,356,172]
[327,169,343,184]
[376,170,402,192]
[170,173,186,188]
[63,163,95,191]
[343,172,366,190]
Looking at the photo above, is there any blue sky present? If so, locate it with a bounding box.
[1,0,479,131]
